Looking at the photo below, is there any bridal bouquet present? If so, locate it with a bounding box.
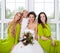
[20,32,34,46]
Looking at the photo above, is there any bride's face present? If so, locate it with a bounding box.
[29,14,35,23]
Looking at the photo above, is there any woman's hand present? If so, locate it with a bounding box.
[51,40,55,46]
[49,36,55,46]
[41,36,49,41]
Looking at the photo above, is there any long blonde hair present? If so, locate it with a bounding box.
[8,12,22,37]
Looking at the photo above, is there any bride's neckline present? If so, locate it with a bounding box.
[26,27,34,31]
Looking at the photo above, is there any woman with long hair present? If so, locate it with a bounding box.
[38,12,60,53]
[0,12,22,53]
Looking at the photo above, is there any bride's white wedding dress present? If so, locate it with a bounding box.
[11,28,44,53]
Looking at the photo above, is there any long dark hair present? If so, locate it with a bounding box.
[38,12,47,28]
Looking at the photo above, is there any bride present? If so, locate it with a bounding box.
[11,12,44,53]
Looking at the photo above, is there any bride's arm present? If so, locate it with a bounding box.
[34,24,38,40]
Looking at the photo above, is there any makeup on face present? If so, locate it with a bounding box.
[29,14,35,22]
[22,11,28,18]
[14,13,21,22]
[40,14,46,23]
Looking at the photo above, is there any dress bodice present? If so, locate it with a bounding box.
[38,24,51,38]
[19,28,35,41]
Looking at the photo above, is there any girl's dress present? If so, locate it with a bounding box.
[20,18,29,38]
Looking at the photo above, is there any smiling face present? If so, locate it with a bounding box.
[14,12,22,22]
[40,14,46,24]
[22,10,28,18]
[29,14,35,23]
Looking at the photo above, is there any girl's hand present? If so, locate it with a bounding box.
[35,35,38,40]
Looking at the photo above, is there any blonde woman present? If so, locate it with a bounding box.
[0,12,22,53]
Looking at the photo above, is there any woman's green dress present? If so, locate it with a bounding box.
[38,24,60,53]
[0,23,20,53]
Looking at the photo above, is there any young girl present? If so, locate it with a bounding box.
[20,10,29,39]
[0,12,22,53]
